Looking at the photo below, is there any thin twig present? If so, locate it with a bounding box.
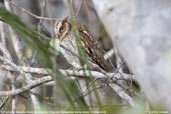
[0,96,9,109]
[46,0,55,38]
[37,0,46,32]
[73,85,102,102]
[9,1,57,21]
[74,0,83,18]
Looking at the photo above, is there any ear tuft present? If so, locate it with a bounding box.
[63,17,69,21]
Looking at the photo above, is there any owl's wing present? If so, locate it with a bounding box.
[78,25,107,71]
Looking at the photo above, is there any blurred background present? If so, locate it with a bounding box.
[0,0,171,114]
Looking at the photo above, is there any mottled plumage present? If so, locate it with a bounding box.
[54,18,107,71]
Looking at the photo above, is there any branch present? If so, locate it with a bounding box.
[0,55,135,106]
[0,64,134,80]
[109,83,135,107]
[0,75,136,108]
[0,76,52,96]
[0,45,133,81]
[0,71,135,106]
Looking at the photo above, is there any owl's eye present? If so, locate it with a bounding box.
[59,26,65,32]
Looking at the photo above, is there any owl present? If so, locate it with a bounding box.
[54,18,107,71]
